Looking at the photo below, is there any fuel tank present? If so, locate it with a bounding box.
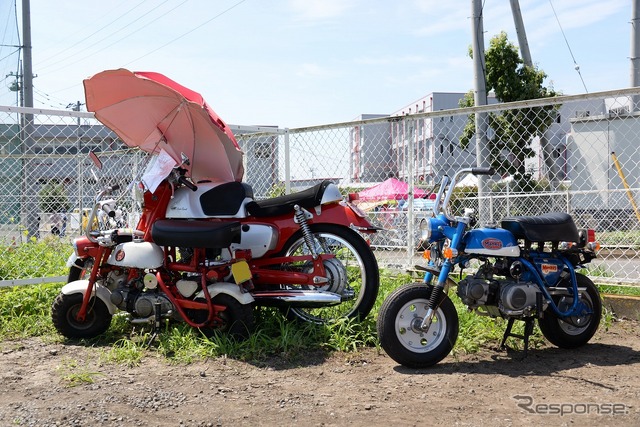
[463,227,520,257]
[107,241,164,268]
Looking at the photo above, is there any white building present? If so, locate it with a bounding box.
[391,92,487,184]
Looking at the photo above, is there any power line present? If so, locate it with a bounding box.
[124,0,249,65]
[37,0,166,70]
[548,0,588,93]
[45,1,248,95]
[44,0,188,74]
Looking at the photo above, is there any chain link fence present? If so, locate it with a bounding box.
[2,88,640,285]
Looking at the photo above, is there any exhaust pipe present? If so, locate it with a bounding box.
[251,289,342,308]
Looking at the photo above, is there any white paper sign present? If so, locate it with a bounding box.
[141,149,178,193]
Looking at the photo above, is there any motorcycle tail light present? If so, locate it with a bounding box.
[586,229,600,251]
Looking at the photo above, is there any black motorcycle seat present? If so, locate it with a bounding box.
[245,180,334,218]
[151,220,241,248]
[501,212,580,243]
[200,182,254,216]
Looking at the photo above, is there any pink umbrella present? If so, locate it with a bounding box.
[358,178,427,201]
[83,68,244,183]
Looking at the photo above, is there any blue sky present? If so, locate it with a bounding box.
[0,0,632,128]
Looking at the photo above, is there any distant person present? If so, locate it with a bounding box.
[50,212,63,236]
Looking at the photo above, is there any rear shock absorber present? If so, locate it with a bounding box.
[294,205,317,259]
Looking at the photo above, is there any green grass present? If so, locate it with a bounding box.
[597,284,640,297]
[56,358,103,387]
[0,244,631,366]
[597,230,640,246]
[0,235,71,280]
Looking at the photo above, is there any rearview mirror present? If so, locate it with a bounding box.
[89,151,103,170]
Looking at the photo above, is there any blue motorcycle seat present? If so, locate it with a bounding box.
[151,220,241,248]
[501,212,579,243]
[245,180,333,218]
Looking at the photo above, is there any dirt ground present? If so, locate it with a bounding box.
[0,318,638,427]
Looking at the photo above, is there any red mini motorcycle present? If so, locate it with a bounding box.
[51,69,379,339]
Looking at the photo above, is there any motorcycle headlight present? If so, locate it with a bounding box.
[419,218,432,241]
[420,215,447,242]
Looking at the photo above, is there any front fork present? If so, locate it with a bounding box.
[75,249,112,322]
[420,221,467,330]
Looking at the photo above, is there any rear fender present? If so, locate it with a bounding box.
[60,280,117,315]
[312,202,377,232]
[195,282,254,305]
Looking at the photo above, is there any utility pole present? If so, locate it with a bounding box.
[631,0,640,111]
[509,0,532,67]
[471,0,491,223]
[21,0,33,109]
[510,0,558,187]
[20,0,38,238]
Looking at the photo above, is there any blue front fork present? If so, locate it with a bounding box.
[420,221,466,329]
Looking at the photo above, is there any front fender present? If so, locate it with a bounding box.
[195,282,254,305]
[66,252,78,268]
[60,280,117,315]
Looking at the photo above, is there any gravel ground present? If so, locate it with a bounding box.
[1,318,639,427]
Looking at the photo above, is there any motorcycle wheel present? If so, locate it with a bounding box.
[199,294,255,340]
[538,273,602,348]
[377,283,459,368]
[278,224,379,324]
[51,293,112,339]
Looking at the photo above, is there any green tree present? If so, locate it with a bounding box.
[38,180,72,213]
[460,32,558,180]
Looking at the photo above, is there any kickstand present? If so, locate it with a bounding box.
[500,317,536,356]
[147,302,162,348]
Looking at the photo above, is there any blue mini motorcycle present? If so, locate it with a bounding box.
[377,168,602,368]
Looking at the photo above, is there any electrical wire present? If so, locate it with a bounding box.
[46,0,248,95]
[123,0,248,65]
[0,47,20,63]
[44,0,188,74]
[32,85,71,109]
[37,0,163,70]
[548,0,588,93]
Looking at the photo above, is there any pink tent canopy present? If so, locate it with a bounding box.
[357,178,428,201]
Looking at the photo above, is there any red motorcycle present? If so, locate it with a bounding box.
[51,69,379,339]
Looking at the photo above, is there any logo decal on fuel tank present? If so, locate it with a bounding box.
[115,250,125,262]
[541,263,558,275]
[482,238,503,250]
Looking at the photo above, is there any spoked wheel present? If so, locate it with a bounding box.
[538,273,602,348]
[278,224,379,324]
[199,294,255,340]
[51,293,112,339]
[377,283,459,368]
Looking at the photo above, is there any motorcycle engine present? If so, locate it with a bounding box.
[110,277,174,319]
[132,293,173,318]
[457,277,541,317]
